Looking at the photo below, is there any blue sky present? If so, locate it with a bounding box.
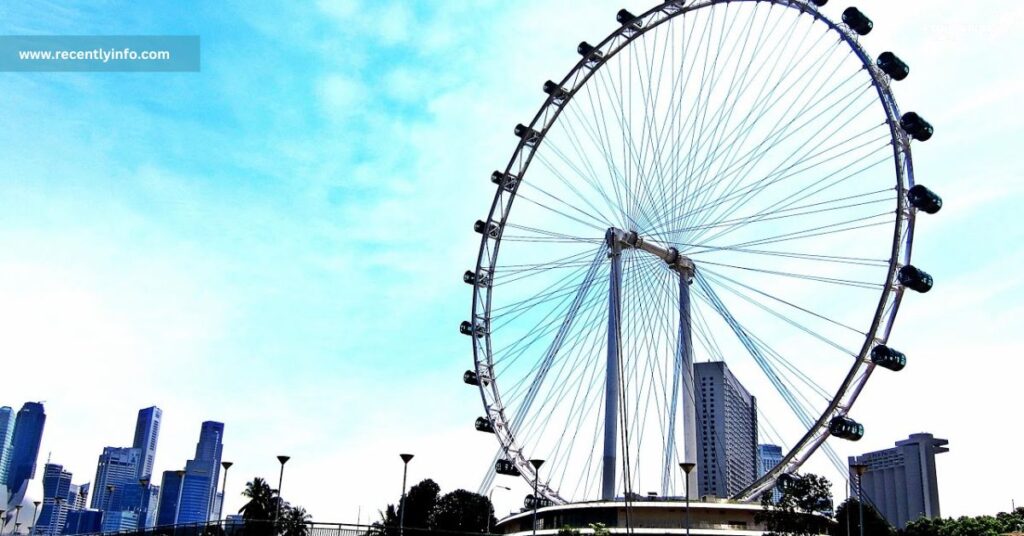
[1,0,1022,523]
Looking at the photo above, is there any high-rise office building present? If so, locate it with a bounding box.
[0,407,14,486]
[757,444,784,502]
[69,482,90,510]
[37,463,74,535]
[4,402,47,508]
[850,433,949,529]
[155,471,183,527]
[118,481,160,529]
[64,510,103,536]
[132,407,162,481]
[695,362,758,498]
[156,421,225,525]
[90,447,142,511]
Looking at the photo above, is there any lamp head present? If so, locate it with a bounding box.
[222,461,234,470]
[277,456,290,465]
[528,459,545,470]
[400,453,414,463]
[679,462,696,474]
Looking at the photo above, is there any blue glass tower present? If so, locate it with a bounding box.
[132,407,161,480]
[37,463,73,535]
[3,402,46,509]
[757,444,784,502]
[90,447,142,511]
[0,407,14,486]
[155,421,224,526]
[155,471,183,527]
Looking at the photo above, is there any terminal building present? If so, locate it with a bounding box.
[850,433,948,529]
[695,362,758,498]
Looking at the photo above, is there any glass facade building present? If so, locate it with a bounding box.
[64,510,103,536]
[90,446,142,511]
[155,470,183,527]
[155,421,224,526]
[0,407,14,486]
[37,463,74,535]
[132,407,162,481]
[4,402,47,509]
[756,444,783,503]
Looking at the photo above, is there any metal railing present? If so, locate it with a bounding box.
[71,521,500,536]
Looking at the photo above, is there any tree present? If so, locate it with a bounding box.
[832,498,894,536]
[380,479,442,534]
[432,489,497,533]
[756,473,834,536]
[240,477,276,522]
[282,506,312,536]
[557,526,581,536]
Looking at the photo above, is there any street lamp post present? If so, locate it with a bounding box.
[220,462,234,524]
[275,456,290,530]
[528,459,545,536]
[29,502,40,536]
[851,463,868,536]
[486,486,510,534]
[399,454,414,536]
[13,505,23,536]
[679,463,696,536]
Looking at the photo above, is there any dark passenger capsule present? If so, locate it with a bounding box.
[474,219,499,237]
[877,52,909,81]
[870,345,907,371]
[463,370,479,385]
[829,416,865,441]
[900,112,934,142]
[616,9,637,24]
[578,42,604,66]
[842,7,873,36]
[810,0,828,6]
[495,459,521,476]
[898,265,933,293]
[543,80,570,104]
[908,184,942,214]
[460,320,483,337]
[463,270,477,285]
[475,417,494,433]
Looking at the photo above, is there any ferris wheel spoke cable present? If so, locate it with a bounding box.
[678,84,879,242]
[697,259,884,291]
[670,17,835,229]
[521,159,618,227]
[698,267,859,357]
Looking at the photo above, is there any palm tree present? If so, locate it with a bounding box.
[281,506,311,536]
[240,477,277,536]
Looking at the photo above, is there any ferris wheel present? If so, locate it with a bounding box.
[462,0,942,503]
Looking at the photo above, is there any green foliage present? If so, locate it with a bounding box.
[900,507,1024,536]
[239,476,311,536]
[379,479,497,534]
[241,477,276,522]
[832,498,894,536]
[557,525,581,536]
[589,523,610,536]
[756,473,834,536]
[282,506,312,536]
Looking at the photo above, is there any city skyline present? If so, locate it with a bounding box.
[1,0,1021,525]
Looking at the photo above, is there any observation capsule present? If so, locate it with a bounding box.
[908,184,943,214]
[870,345,907,371]
[475,417,495,433]
[616,9,642,34]
[460,320,484,337]
[829,416,865,441]
[514,123,541,146]
[495,459,521,476]
[898,265,933,293]
[578,41,604,66]
[900,112,934,142]
[491,170,519,192]
[474,219,499,238]
[842,7,873,36]
[543,80,570,104]
[464,270,477,285]
[810,0,828,6]
[877,52,909,81]
[463,370,479,385]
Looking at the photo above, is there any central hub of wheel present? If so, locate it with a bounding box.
[605,227,695,276]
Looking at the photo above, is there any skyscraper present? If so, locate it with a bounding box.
[850,433,949,529]
[695,362,758,498]
[132,407,162,481]
[36,463,74,535]
[3,402,47,509]
[156,422,224,525]
[90,447,142,511]
[757,444,784,502]
[0,407,14,486]
[155,471,183,527]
